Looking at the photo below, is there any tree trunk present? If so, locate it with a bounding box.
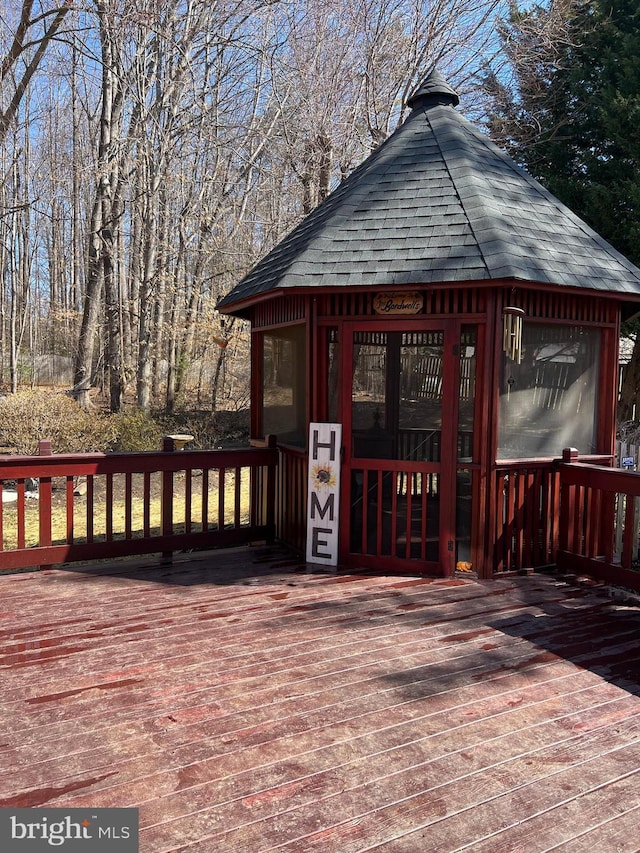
[211,346,227,412]
[74,1,126,412]
[73,192,103,409]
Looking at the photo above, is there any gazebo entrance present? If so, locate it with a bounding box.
[343,318,474,575]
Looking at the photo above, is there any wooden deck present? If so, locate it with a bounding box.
[2,547,640,852]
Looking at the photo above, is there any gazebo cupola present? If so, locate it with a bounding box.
[219,69,640,578]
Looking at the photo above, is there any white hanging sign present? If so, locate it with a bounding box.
[306,423,342,566]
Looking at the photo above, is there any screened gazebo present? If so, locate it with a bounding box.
[218,70,640,578]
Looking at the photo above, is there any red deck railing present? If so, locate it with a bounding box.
[493,458,561,573]
[492,453,613,576]
[3,439,639,592]
[557,448,640,592]
[0,438,277,572]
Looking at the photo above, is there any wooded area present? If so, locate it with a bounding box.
[2,0,640,419]
[0,0,506,412]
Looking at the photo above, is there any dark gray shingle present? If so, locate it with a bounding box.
[219,70,640,314]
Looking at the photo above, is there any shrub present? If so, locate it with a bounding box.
[0,390,115,454]
[110,407,164,452]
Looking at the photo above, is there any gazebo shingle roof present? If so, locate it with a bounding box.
[218,70,640,314]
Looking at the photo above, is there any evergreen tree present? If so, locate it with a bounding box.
[484,0,640,419]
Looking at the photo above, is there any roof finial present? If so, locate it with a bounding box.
[407,68,459,110]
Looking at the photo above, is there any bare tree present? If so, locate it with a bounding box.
[2,0,514,414]
[0,0,73,143]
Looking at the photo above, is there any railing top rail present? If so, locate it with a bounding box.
[559,459,640,495]
[0,445,278,479]
[496,454,613,470]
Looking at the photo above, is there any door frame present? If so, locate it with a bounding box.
[340,317,461,575]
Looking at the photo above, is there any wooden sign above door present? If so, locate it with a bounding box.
[373,292,423,315]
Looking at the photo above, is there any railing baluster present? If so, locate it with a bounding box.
[622,495,636,569]
[37,441,53,569]
[234,467,241,529]
[143,472,151,537]
[66,476,74,543]
[0,482,4,550]
[125,472,133,539]
[218,468,226,532]
[184,469,192,535]
[375,471,383,556]
[106,473,113,541]
[201,469,209,532]
[86,475,94,543]
[360,469,367,555]
[391,470,399,559]
[405,471,412,560]
[16,480,26,549]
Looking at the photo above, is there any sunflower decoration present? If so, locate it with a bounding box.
[311,464,336,489]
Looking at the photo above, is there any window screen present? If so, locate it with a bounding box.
[498,324,599,458]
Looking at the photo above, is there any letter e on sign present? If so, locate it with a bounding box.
[306,423,342,566]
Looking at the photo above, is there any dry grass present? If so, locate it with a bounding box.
[1,472,252,550]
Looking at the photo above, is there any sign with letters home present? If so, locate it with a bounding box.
[306,423,342,566]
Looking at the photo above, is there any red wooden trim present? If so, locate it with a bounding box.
[38,475,52,549]
[234,467,242,529]
[621,495,635,569]
[573,484,584,554]
[16,481,25,549]
[550,468,560,559]
[603,491,616,564]
[556,550,640,592]
[264,436,277,543]
[560,461,640,493]
[598,324,619,455]
[486,291,503,574]
[37,440,53,562]
[472,316,490,577]
[184,469,192,535]
[359,469,367,555]
[0,526,275,571]
[106,473,113,540]
[250,330,263,439]
[309,297,318,426]
[372,471,384,554]
[557,455,640,588]
[0,447,277,478]
[340,317,460,576]
[125,471,133,539]
[421,473,428,562]
[0,445,278,572]
[586,486,600,558]
[201,469,209,532]
[162,466,173,543]
[218,468,226,532]
[530,468,541,565]
[441,321,461,576]
[405,474,413,560]
[86,475,94,544]
[314,323,326,422]
[66,476,74,543]
[143,472,151,537]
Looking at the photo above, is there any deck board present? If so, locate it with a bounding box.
[2,547,640,851]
